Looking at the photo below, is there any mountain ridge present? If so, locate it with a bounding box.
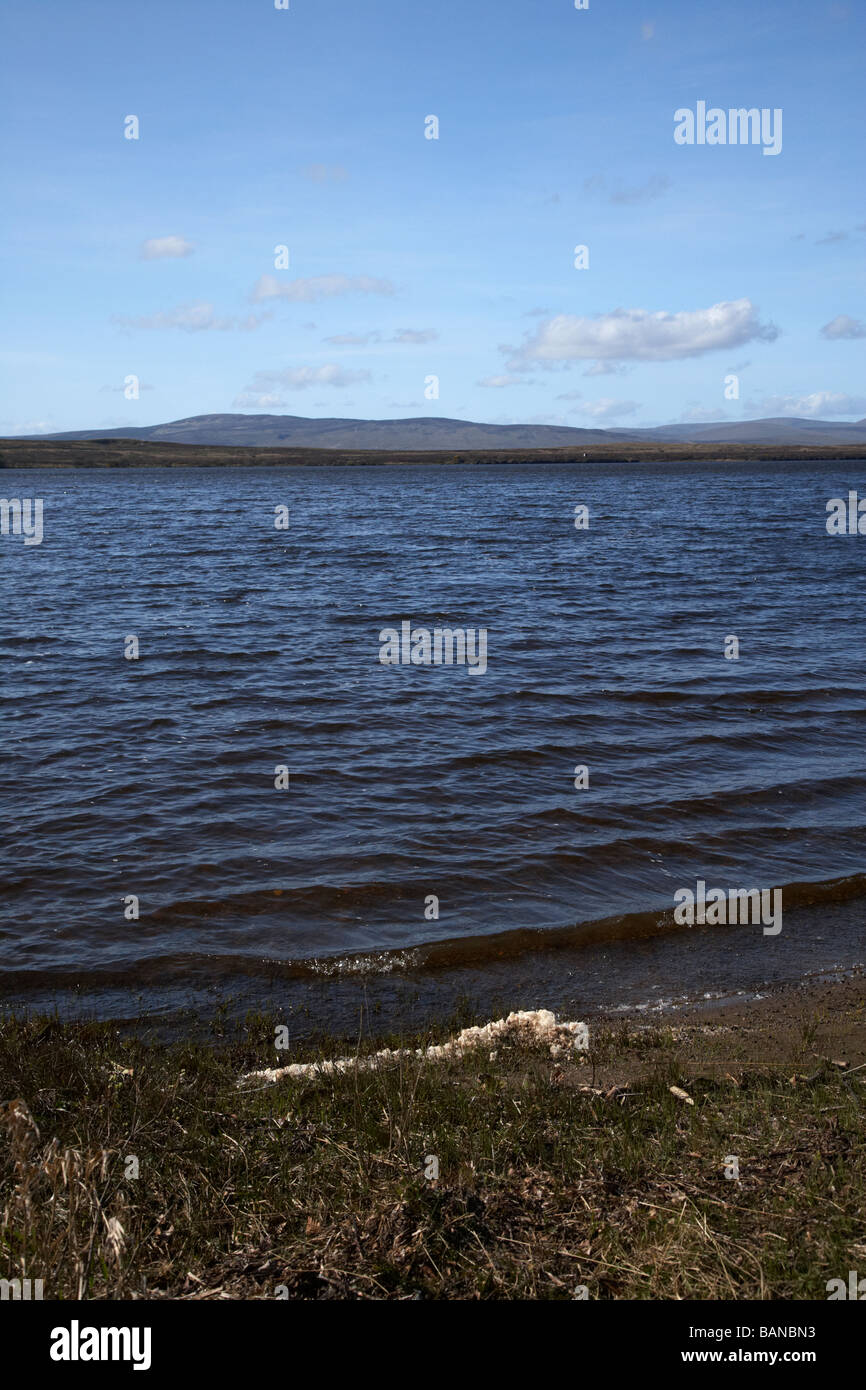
[19,412,866,449]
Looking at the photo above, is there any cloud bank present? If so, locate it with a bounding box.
[821,314,865,340]
[749,391,866,418]
[234,364,373,406]
[506,299,778,368]
[113,302,269,332]
[140,236,195,259]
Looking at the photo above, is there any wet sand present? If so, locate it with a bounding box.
[586,968,866,1088]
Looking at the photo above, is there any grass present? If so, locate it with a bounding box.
[1,1010,864,1300]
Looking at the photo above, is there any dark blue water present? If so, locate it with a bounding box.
[2,460,866,1031]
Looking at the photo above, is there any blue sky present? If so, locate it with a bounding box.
[1,0,863,433]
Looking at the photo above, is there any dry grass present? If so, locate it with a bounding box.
[1,1012,864,1299]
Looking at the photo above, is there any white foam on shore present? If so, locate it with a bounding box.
[237,1008,589,1088]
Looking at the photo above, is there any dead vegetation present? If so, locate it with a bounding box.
[1,1011,864,1299]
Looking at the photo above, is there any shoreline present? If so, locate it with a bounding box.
[3,960,864,1057]
[595,968,866,1077]
[4,888,863,1044]
[2,971,863,1299]
[4,437,866,468]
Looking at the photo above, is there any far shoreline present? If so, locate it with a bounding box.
[4,437,866,469]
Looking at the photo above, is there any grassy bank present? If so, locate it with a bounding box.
[1,999,864,1300]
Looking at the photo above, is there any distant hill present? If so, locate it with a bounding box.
[21,413,866,450]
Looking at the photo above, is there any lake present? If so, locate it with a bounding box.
[2,459,865,1036]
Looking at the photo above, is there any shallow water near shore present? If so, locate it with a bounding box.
[3,458,866,1033]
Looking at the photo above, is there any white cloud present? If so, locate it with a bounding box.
[323,332,382,345]
[477,374,524,388]
[251,273,395,303]
[0,419,53,435]
[506,299,778,368]
[235,364,373,405]
[321,327,436,346]
[390,328,438,344]
[748,391,866,418]
[140,235,195,259]
[232,392,287,408]
[570,398,641,422]
[821,314,866,340]
[112,301,269,332]
[583,361,632,377]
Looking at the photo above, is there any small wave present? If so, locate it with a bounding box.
[6,869,856,991]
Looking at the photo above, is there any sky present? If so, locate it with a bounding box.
[1,0,864,434]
